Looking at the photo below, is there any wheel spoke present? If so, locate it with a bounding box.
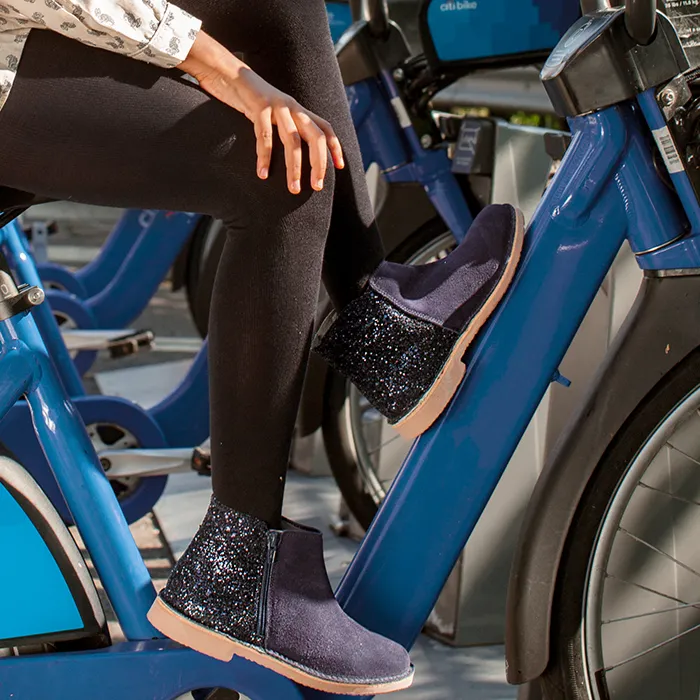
[600,619,700,674]
[666,441,700,468]
[602,599,700,625]
[605,572,688,607]
[367,433,402,456]
[618,526,700,582]
[639,481,700,508]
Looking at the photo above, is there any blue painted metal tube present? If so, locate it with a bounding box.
[37,261,88,298]
[3,306,158,638]
[350,80,410,173]
[378,70,425,156]
[0,337,34,418]
[378,70,472,239]
[637,89,700,236]
[332,106,663,671]
[422,167,471,243]
[633,90,700,270]
[86,212,199,328]
[614,101,689,255]
[3,222,85,397]
[148,341,210,446]
[23,343,158,640]
[0,639,304,700]
[76,209,150,297]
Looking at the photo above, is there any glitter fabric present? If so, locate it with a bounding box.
[313,288,459,423]
[160,496,268,646]
[158,512,413,687]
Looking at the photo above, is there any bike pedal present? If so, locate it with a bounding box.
[191,444,212,477]
[106,329,155,359]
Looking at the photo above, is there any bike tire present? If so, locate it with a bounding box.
[322,217,454,530]
[540,347,700,699]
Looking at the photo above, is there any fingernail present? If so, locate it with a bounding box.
[259,168,268,179]
[338,158,345,169]
[291,180,301,193]
[315,179,324,190]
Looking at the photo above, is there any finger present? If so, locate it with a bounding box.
[255,107,274,180]
[313,116,344,169]
[294,111,327,191]
[275,105,303,194]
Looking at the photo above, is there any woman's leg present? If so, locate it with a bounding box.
[171,0,385,309]
[0,26,343,526]
[0,27,415,690]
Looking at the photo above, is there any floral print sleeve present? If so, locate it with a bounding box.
[0,0,202,108]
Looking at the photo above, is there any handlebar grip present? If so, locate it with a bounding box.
[624,0,656,45]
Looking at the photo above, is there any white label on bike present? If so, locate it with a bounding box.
[391,97,412,129]
[652,126,684,174]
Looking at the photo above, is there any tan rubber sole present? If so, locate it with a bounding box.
[393,207,525,440]
[148,597,414,695]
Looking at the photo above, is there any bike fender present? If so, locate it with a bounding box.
[505,272,700,684]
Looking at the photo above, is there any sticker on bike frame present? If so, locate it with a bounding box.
[652,126,685,174]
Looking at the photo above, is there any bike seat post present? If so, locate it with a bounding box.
[0,253,158,640]
[2,220,85,397]
[0,251,42,416]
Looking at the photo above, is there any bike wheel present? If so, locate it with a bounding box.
[322,218,455,530]
[542,347,700,700]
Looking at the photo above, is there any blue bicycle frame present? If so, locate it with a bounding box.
[1,76,694,697]
[348,70,472,242]
[37,209,200,305]
[0,217,210,524]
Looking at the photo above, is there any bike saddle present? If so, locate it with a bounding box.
[0,186,56,225]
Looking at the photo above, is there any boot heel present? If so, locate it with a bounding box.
[148,597,236,662]
[393,346,467,439]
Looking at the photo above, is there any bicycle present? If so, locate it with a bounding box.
[192,0,569,480]
[34,206,209,374]
[3,1,694,698]
[321,0,640,536]
[0,212,214,526]
[12,0,563,527]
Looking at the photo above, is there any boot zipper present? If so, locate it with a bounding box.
[257,531,280,639]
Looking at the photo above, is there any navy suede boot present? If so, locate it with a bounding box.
[313,203,524,438]
[148,497,413,695]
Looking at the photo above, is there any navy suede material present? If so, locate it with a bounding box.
[370,203,517,332]
[264,523,411,683]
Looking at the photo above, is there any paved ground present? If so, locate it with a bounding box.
[32,203,519,700]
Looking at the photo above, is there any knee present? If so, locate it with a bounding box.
[226,155,336,246]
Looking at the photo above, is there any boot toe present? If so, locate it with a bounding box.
[267,601,412,684]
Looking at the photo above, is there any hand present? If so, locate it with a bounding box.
[180,31,344,194]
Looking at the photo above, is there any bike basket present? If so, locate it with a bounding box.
[419,0,581,71]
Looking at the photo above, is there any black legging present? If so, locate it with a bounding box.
[0,0,384,527]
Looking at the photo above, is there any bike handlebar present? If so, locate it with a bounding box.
[624,0,656,45]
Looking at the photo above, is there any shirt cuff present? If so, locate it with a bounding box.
[131,3,202,69]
